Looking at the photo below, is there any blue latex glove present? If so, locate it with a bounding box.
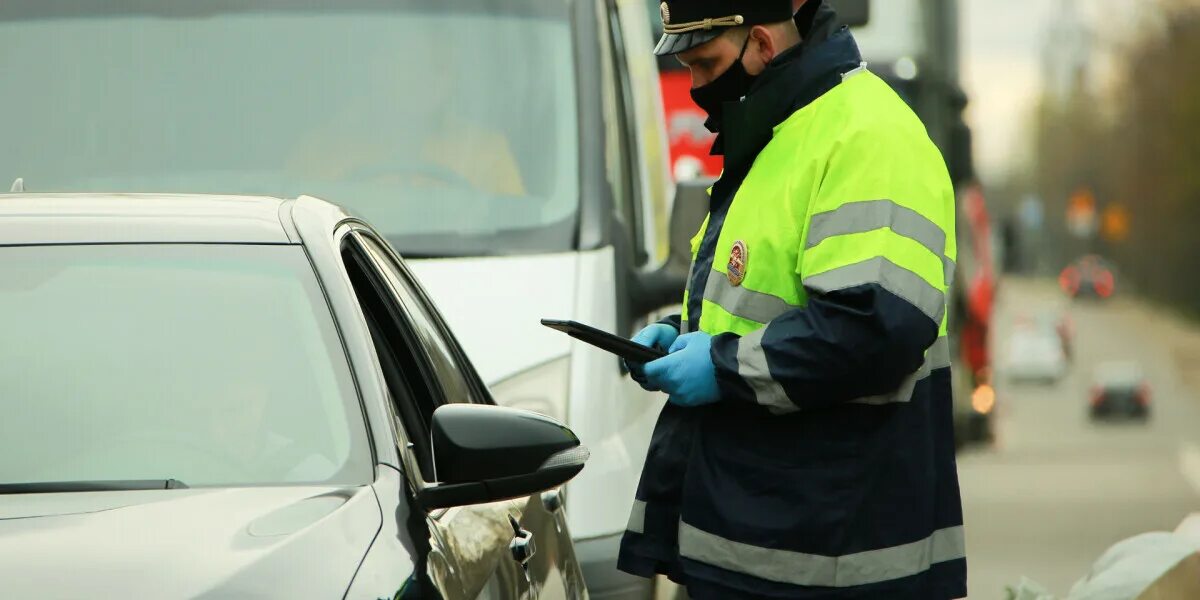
[626,323,680,391]
[644,332,721,407]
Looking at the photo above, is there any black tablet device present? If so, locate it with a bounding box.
[540,319,666,364]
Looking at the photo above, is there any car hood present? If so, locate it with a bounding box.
[406,253,577,384]
[0,485,381,598]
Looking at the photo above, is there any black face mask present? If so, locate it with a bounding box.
[690,34,758,134]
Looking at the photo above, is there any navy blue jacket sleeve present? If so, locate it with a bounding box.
[709,283,938,411]
[657,313,683,332]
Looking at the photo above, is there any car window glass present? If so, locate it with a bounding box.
[357,234,476,406]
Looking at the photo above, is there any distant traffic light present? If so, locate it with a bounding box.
[1067,188,1098,238]
[1101,203,1131,243]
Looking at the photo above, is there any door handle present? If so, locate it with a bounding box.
[508,515,537,566]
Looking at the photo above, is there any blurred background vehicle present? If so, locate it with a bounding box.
[951,183,1001,447]
[1003,315,1070,384]
[1015,309,1074,364]
[1060,254,1117,300]
[1090,361,1151,422]
[1043,310,1075,362]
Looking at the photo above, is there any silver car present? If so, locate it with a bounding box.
[0,193,589,599]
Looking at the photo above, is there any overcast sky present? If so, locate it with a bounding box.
[959,0,1153,183]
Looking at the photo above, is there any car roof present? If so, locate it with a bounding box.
[0,193,298,244]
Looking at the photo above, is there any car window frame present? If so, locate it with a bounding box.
[337,224,503,495]
[338,227,447,483]
[351,229,495,406]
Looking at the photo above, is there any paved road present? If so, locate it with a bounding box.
[959,278,1200,598]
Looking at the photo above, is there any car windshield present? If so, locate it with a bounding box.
[0,0,579,257]
[0,244,372,488]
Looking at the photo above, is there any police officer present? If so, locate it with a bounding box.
[619,1,967,598]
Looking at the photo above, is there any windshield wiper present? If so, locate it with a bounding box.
[0,479,188,494]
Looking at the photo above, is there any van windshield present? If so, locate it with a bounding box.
[0,0,580,257]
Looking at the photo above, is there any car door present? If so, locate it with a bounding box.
[341,228,585,599]
[604,0,680,329]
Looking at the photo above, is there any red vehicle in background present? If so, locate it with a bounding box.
[655,54,723,180]
[1060,254,1116,300]
[951,183,1000,447]
[959,184,995,378]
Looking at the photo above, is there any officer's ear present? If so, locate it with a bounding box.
[751,20,801,71]
[745,25,777,73]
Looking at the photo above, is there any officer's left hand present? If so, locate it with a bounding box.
[643,332,720,408]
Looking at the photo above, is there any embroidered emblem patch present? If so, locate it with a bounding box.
[727,240,748,287]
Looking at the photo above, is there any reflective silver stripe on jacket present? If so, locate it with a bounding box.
[926,335,953,370]
[736,325,796,414]
[803,257,946,325]
[807,199,955,287]
[627,499,647,534]
[738,331,951,411]
[850,335,951,406]
[679,521,966,588]
[703,268,800,325]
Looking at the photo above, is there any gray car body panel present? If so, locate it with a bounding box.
[0,193,291,244]
[0,485,380,598]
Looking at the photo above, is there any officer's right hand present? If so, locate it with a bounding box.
[626,324,679,391]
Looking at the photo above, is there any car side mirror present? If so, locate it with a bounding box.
[832,0,871,27]
[630,179,712,317]
[416,404,589,511]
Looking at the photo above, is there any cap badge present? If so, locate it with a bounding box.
[660,2,671,25]
[728,240,748,287]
